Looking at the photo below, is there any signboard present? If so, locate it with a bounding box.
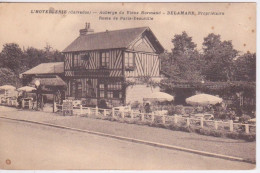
[62,100,73,116]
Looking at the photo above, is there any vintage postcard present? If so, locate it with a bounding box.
[0,2,257,170]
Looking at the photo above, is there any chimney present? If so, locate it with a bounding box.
[79,22,94,36]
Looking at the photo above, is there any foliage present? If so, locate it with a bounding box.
[0,43,24,74]
[233,53,256,82]
[226,132,240,139]
[161,31,204,82]
[130,101,142,109]
[197,128,224,137]
[161,32,255,84]
[123,75,160,88]
[202,33,238,81]
[239,114,251,123]
[167,105,176,115]
[239,133,256,142]
[0,68,20,86]
[0,43,64,86]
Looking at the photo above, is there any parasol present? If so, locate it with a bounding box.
[0,85,16,90]
[17,86,36,92]
[186,93,223,106]
[0,85,16,98]
[144,92,174,102]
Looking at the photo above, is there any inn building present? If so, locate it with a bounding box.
[62,23,164,106]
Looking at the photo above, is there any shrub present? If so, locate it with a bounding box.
[194,128,223,137]
[239,115,251,123]
[209,130,224,137]
[154,115,163,123]
[179,126,193,133]
[155,123,167,128]
[184,107,194,115]
[167,105,176,115]
[197,128,210,136]
[175,105,185,114]
[130,101,142,109]
[167,124,193,133]
[107,117,118,122]
[168,124,180,131]
[239,133,256,142]
[226,132,240,139]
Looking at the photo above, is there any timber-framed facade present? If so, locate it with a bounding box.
[63,23,164,106]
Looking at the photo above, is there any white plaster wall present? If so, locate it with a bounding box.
[126,84,160,104]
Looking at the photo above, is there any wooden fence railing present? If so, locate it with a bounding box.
[0,100,255,135]
[57,105,256,134]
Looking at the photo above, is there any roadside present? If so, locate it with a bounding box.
[0,106,256,162]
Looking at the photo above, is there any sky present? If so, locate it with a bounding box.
[0,2,256,54]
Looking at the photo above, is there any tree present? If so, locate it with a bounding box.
[0,43,24,74]
[0,68,20,86]
[172,31,197,57]
[23,47,47,69]
[23,45,64,70]
[0,43,64,87]
[233,53,256,81]
[161,31,204,82]
[202,33,238,81]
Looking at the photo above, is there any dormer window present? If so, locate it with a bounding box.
[80,53,90,69]
[81,53,90,61]
[101,51,109,68]
[125,52,135,70]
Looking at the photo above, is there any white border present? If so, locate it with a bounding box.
[0,0,258,173]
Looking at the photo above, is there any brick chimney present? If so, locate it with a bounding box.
[79,22,94,36]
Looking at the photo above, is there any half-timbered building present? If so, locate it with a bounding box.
[63,23,164,106]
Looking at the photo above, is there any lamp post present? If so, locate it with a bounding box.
[35,80,40,111]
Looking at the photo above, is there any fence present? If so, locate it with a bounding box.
[0,99,255,135]
[0,97,34,109]
[58,105,256,134]
[0,97,18,107]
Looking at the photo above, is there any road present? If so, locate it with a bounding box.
[0,119,255,170]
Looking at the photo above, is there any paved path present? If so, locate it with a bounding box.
[0,106,256,162]
[0,119,255,170]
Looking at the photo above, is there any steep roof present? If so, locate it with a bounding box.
[63,27,164,53]
[21,62,64,76]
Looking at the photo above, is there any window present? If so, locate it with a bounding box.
[73,55,81,68]
[125,52,135,69]
[107,91,113,98]
[99,83,105,98]
[81,53,90,61]
[99,82,122,99]
[107,82,122,99]
[101,52,109,68]
[113,91,122,98]
[108,83,122,90]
